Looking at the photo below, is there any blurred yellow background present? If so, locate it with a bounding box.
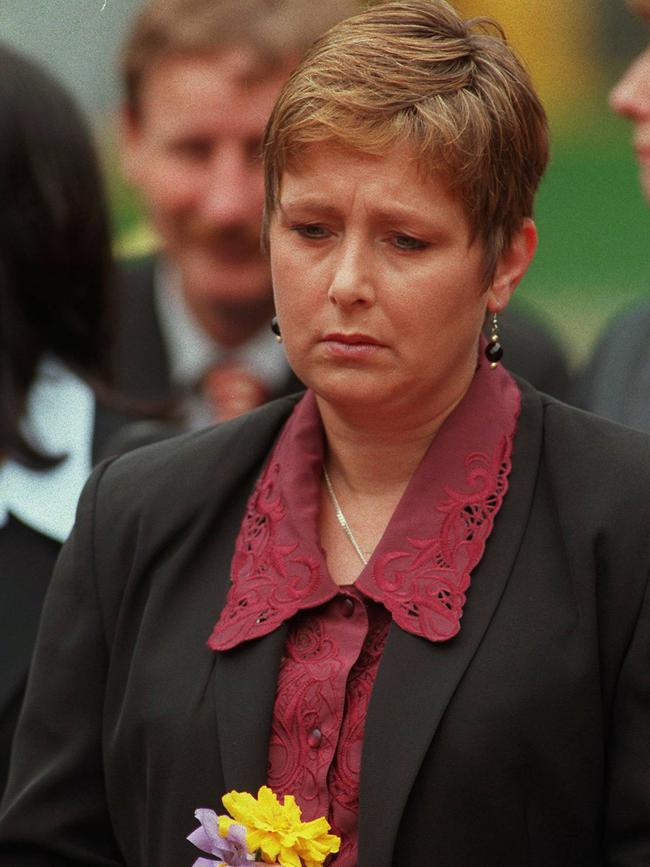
[457,0,600,124]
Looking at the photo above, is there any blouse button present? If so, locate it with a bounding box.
[341,596,355,618]
[307,727,322,749]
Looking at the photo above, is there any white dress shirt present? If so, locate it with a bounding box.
[0,357,94,543]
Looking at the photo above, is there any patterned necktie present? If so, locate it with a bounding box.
[200,360,269,421]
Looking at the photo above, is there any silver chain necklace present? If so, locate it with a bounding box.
[322,465,368,566]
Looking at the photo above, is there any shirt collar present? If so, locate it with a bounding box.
[0,356,94,543]
[209,343,521,651]
[154,260,291,393]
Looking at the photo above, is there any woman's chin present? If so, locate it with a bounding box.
[306,370,406,417]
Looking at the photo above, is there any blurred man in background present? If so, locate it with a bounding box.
[114,0,359,428]
[113,0,569,437]
[576,0,650,429]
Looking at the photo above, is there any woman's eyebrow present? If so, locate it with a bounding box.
[277,198,341,217]
[278,199,440,226]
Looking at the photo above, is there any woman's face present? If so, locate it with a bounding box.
[270,143,523,419]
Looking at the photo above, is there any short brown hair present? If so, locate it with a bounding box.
[263,0,549,284]
[122,0,361,115]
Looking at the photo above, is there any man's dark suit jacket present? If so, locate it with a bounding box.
[1,379,649,867]
[574,296,650,433]
[0,398,132,796]
[114,256,570,402]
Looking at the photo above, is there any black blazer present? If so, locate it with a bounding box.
[1,380,649,867]
[573,297,650,433]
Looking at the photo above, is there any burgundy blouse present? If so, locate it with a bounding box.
[209,351,520,864]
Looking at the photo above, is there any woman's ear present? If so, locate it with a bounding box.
[486,218,538,312]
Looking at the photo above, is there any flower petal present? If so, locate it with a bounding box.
[187,826,218,855]
[296,817,332,838]
[277,844,302,867]
[280,795,302,825]
[223,790,262,829]
[190,809,222,846]
[188,810,251,865]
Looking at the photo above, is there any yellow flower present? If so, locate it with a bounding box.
[219,786,340,867]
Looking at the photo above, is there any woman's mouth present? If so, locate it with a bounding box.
[321,332,386,358]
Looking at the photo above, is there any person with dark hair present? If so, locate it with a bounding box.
[0,3,648,866]
[0,44,126,795]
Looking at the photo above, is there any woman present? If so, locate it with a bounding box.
[1,2,649,865]
[0,45,124,794]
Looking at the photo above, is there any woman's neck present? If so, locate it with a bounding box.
[316,399,465,586]
[316,386,468,498]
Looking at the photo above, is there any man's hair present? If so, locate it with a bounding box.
[122,0,361,116]
[263,0,549,285]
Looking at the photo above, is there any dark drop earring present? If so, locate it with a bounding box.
[271,315,282,343]
[485,311,503,368]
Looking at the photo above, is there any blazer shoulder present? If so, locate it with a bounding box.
[596,296,650,343]
[575,296,650,397]
[538,392,650,515]
[89,394,300,524]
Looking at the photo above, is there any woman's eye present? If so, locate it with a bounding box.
[392,234,428,251]
[292,224,330,240]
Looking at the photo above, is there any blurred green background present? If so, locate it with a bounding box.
[454,0,650,365]
[2,0,649,368]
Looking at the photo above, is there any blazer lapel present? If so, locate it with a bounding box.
[113,256,173,401]
[358,382,544,867]
[204,396,303,796]
[212,624,289,795]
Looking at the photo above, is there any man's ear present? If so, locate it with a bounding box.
[486,218,538,313]
[117,104,144,186]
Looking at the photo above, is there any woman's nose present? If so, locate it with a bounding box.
[609,49,650,120]
[327,239,375,307]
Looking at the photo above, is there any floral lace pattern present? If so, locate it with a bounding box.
[359,435,512,641]
[208,462,331,651]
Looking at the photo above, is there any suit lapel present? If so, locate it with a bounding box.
[358,383,544,867]
[212,624,289,795]
[201,396,302,795]
[114,256,173,400]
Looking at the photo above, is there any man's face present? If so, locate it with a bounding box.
[122,50,292,333]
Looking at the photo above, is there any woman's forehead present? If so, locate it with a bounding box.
[279,141,463,218]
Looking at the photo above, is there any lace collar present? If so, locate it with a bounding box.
[209,350,520,651]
